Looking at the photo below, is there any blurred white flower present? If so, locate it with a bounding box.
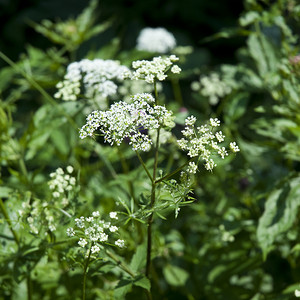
[54,59,130,101]
[137,27,176,53]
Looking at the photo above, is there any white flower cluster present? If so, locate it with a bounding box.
[79,93,174,151]
[136,27,176,53]
[191,72,232,105]
[128,55,181,84]
[19,166,78,234]
[48,166,76,206]
[54,59,130,101]
[67,211,125,253]
[177,116,240,171]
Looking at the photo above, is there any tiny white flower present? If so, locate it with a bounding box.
[67,227,75,237]
[295,289,300,297]
[100,233,108,242]
[109,225,118,232]
[78,238,88,248]
[92,211,100,217]
[204,159,217,171]
[218,147,228,159]
[52,191,60,198]
[187,162,197,174]
[91,245,101,254]
[210,118,220,127]
[115,239,125,248]
[230,142,240,152]
[109,212,118,219]
[171,65,181,74]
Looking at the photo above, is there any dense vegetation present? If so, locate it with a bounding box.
[1,0,300,299]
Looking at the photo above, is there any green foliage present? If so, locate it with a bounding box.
[1,0,300,299]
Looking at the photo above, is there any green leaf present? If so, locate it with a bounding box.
[283,79,300,104]
[224,92,249,123]
[239,11,260,27]
[114,279,132,299]
[247,34,268,76]
[257,176,300,259]
[133,275,151,291]
[130,243,147,273]
[163,264,189,286]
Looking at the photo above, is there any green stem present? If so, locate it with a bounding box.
[117,148,136,203]
[145,128,160,278]
[154,80,158,105]
[135,151,153,183]
[82,244,92,300]
[27,273,32,300]
[105,249,135,277]
[0,198,20,245]
[171,78,183,106]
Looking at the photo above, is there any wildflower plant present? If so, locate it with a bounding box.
[2,1,300,299]
[76,54,239,298]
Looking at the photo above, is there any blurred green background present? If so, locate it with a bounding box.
[0,0,244,65]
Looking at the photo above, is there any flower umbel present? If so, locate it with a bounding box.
[136,27,176,53]
[54,59,130,101]
[177,116,239,171]
[128,55,180,84]
[191,72,232,105]
[79,93,174,151]
[67,211,125,254]
[19,166,78,234]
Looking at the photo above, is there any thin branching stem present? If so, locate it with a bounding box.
[145,79,161,281]
[82,244,92,300]
[105,249,136,278]
[27,273,32,300]
[135,151,153,183]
